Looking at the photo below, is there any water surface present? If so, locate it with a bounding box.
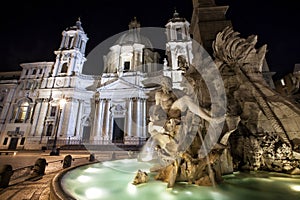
[61,159,300,200]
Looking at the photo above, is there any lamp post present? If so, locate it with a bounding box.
[50,98,66,156]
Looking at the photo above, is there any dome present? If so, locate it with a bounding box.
[115,31,153,48]
[114,17,152,48]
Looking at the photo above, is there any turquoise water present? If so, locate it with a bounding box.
[61,159,300,200]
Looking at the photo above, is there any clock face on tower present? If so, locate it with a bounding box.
[55,79,64,87]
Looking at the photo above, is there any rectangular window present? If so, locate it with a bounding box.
[3,137,8,145]
[20,137,25,145]
[124,62,130,71]
[50,106,57,117]
[68,36,74,48]
[46,124,53,136]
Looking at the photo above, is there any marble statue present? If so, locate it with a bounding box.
[137,26,300,189]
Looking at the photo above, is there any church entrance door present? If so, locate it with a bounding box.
[82,126,91,143]
[112,118,124,143]
[8,138,18,150]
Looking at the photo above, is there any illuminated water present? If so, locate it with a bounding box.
[61,159,300,200]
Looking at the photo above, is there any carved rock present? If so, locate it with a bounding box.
[132,170,149,185]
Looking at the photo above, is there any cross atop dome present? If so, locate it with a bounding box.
[169,8,186,22]
[128,17,140,30]
[173,8,180,18]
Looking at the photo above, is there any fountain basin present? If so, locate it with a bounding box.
[50,159,300,200]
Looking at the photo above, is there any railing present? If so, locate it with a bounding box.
[46,138,147,149]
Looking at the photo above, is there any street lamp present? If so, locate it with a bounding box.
[50,98,66,156]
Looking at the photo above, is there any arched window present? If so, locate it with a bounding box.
[177,55,187,70]
[61,63,68,73]
[176,27,182,40]
[13,100,32,123]
[32,69,37,75]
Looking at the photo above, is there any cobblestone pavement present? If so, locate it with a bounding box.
[0,150,122,200]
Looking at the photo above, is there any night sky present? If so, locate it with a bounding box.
[0,0,299,80]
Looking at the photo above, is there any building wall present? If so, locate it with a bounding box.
[0,59,96,150]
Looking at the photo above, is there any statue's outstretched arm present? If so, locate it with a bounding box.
[171,96,212,122]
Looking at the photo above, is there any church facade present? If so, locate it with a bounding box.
[0,7,198,150]
[0,0,277,150]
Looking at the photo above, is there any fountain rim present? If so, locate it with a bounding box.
[49,158,300,200]
[50,161,100,200]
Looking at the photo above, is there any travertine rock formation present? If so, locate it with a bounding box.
[213,26,300,173]
[132,170,149,185]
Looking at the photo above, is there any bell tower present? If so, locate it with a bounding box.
[164,10,193,89]
[51,18,88,77]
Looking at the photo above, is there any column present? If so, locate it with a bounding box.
[75,100,83,138]
[36,100,49,137]
[65,98,78,138]
[136,98,141,137]
[142,99,147,138]
[52,55,60,77]
[94,99,104,140]
[98,99,105,141]
[92,99,100,139]
[127,98,133,137]
[60,34,66,49]
[105,100,111,142]
[0,102,10,123]
[74,35,80,48]
[30,100,42,136]
[59,99,68,138]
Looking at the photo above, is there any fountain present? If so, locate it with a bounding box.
[51,159,300,200]
[50,27,300,199]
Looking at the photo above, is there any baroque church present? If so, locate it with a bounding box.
[0,0,276,150]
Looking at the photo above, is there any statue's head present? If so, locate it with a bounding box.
[160,76,172,92]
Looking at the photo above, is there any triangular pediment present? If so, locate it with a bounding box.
[97,79,139,91]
